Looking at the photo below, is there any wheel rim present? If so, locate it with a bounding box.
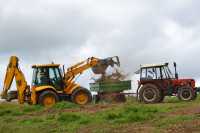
[75,91,89,105]
[143,88,157,102]
[43,95,56,107]
[181,89,192,100]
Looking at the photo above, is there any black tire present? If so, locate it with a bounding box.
[177,86,196,101]
[6,91,18,102]
[157,92,165,103]
[71,88,92,105]
[115,93,126,103]
[139,84,161,104]
[38,90,59,107]
[192,91,197,100]
[6,97,12,102]
[93,94,101,104]
[99,93,126,103]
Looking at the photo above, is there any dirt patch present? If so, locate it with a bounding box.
[61,104,118,114]
[113,124,155,133]
[162,105,200,133]
[168,105,200,116]
[80,123,155,133]
[166,120,200,133]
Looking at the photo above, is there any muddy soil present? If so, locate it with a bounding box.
[165,119,200,133]
[93,68,127,83]
[168,105,200,116]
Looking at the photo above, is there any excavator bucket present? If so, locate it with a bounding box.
[92,56,120,74]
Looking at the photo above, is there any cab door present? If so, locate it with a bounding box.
[160,67,174,95]
[49,67,64,91]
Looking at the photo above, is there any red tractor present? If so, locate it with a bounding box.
[137,62,197,103]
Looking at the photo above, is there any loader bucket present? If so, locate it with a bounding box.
[92,56,120,74]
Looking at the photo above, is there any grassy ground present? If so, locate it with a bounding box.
[1,96,200,133]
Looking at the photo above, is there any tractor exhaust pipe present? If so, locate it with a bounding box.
[174,62,178,79]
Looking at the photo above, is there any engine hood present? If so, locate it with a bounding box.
[173,78,196,88]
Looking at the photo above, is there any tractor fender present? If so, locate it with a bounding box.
[176,85,195,92]
[139,82,161,91]
[136,84,143,100]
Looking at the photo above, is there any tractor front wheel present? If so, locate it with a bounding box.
[177,86,196,101]
[71,88,92,105]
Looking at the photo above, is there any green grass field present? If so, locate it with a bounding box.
[1,96,200,133]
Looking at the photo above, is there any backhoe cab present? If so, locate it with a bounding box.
[32,64,64,91]
[137,62,197,103]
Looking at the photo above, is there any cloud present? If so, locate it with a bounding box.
[1,0,200,90]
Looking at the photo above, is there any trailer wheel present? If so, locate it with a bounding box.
[71,88,92,105]
[99,93,126,103]
[177,86,195,101]
[139,84,161,104]
[115,93,126,103]
[38,90,59,107]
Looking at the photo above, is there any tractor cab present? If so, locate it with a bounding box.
[139,63,177,81]
[32,64,64,91]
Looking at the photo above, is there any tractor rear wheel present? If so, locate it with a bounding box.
[38,90,59,107]
[71,88,92,105]
[177,86,196,101]
[139,84,161,104]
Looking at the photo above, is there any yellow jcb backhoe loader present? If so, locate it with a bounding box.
[1,56,120,107]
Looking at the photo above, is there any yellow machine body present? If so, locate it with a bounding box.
[1,56,120,106]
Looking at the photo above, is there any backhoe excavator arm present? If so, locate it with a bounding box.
[65,57,99,80]
[64,56,120,94]
[1,56,29,104]
[65,56,120,80]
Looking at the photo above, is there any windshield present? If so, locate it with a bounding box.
[32,68,37,86]
[163,66,174,79]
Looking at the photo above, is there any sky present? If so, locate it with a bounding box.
[0,0,200,91]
